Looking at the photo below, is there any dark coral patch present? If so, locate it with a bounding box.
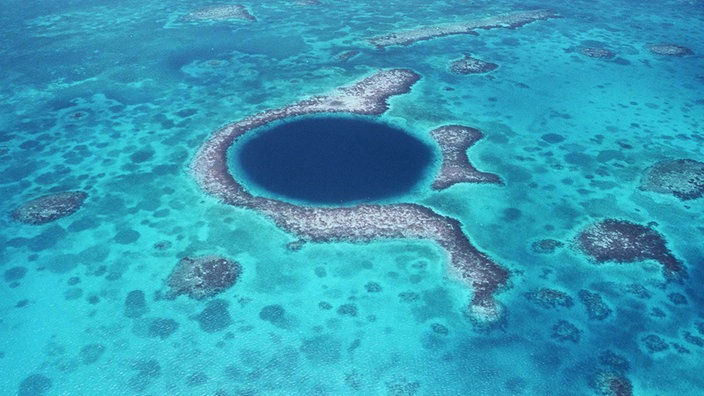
[114,229,141,244]
[167,256,242,300]
[129,359,161,392]
[148,318,179,339]
[365,281,383,292]
[124,290,148,318]
[531,239,564,254]
[79,343,105,365]
[524,288,574,309]
[186,372,208,386]
[551,320,581,343]
[591,371,633,396]
[196,299,232,333]
[18,374,52,396]
[337,303,358,317]
[667,292,688,305]
[300,335,342,363]
[449,55,498,74]
[682,331,704,348]
[579,47,615,59]
[599,350,630,373]
[578,289,612,321]
[12,191,87,225]
[541,133,565,144]
[259,304,288,328]
[646,44,693,56]
[640,159,704,201]
[641,334,669,353]
[4,266,27,282]
[575,218,685,282]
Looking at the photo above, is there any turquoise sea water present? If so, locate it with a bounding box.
[1,1,703,395]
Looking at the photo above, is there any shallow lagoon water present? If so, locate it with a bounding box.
[1,0,703,395]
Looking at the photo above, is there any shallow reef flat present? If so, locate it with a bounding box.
[368,9,559,48]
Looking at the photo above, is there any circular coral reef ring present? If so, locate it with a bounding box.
[574,218,686,282]
[191,69,509,324]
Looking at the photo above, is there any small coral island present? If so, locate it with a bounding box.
[191,69,509,324]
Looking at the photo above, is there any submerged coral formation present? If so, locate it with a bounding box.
[524,288,574,309]
[191,69,509,323]
[183,4,256,22]
[449,55,498,74]
[575,219,685,282]
[166,256,242,300]
[592,371,633,396]
[531,239,564,254]
[430,125,502,190]
[578,289,612,321]
[368,9,558,48]
[646,44,693,56]
[579,47,616,59]
[12,191,88,225]
[640,159,704,201]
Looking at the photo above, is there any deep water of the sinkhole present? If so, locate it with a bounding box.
[233,117,433,204]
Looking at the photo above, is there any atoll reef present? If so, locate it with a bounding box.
[183,4,256,22]
[191,69,509,323]
[166,256,242,300]
[11,191,88,225]
[430,125,502,190]
[646,44,694,56]
[367,9,558,48]
[449,55,498,74]
[639,158,704,200]
[574,218,685,282]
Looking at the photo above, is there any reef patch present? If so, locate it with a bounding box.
[183,4,256,22]
[449,55,498,74]
[640,158,704,201]
[646,44,693,56]
[12,191,88,225]
[579,47,616,59]
[166,256,242,300]
[574,219,685,282]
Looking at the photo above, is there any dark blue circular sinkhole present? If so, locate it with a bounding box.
[233,117,433,204]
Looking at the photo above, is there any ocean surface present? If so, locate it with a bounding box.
[1,0,703,395]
